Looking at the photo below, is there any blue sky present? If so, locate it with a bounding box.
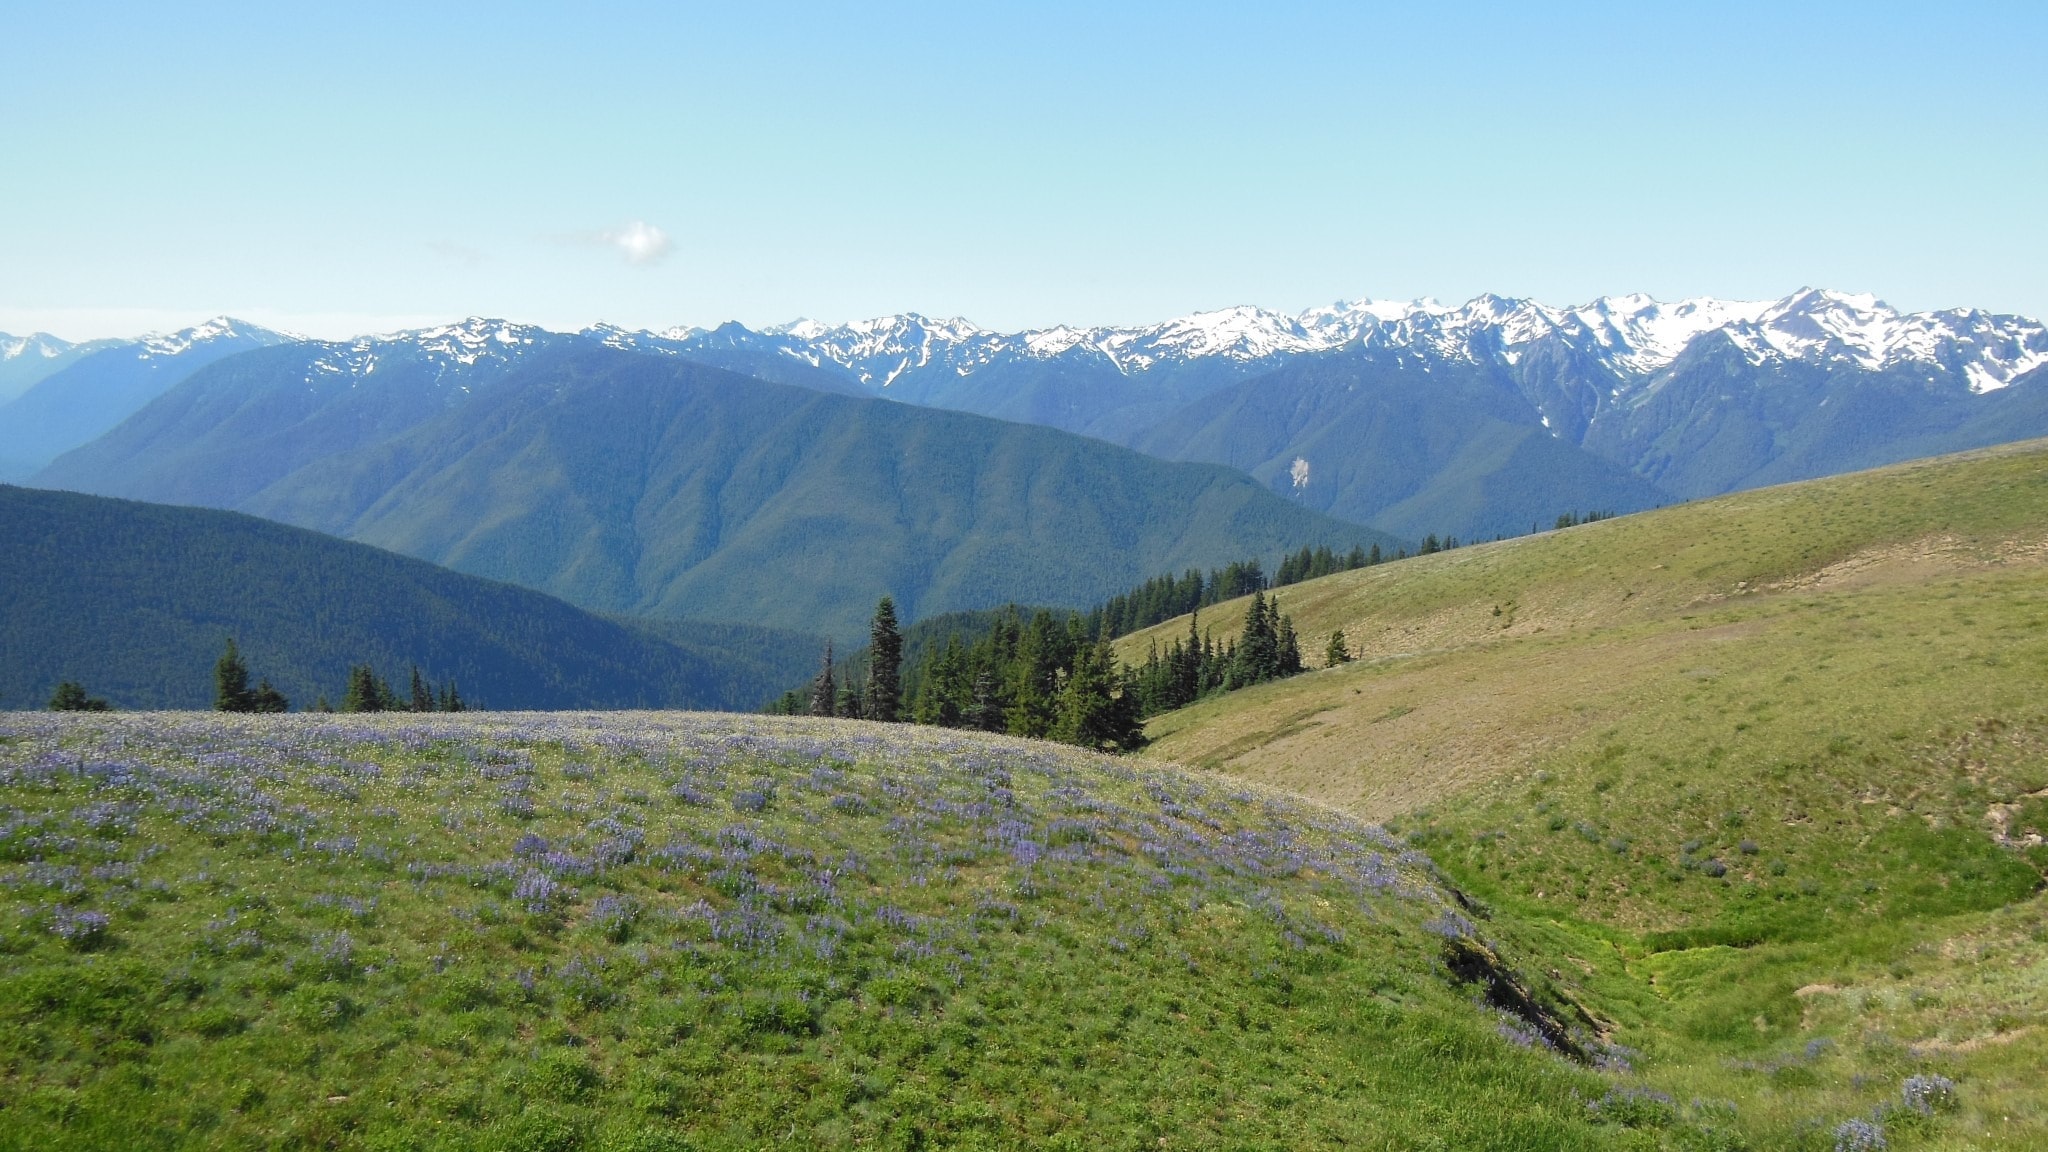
[3,1,2043,339]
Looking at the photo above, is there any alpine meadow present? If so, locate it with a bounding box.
[6,4,2048,1150]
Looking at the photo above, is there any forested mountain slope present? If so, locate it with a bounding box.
[0,319,284,480]
[45,345,1393,640]
[1131,347,1674,539]
[0,485,817,711]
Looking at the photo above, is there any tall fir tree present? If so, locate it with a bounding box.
[966,665,1003,732]
[865,596,903,722]
[1275,610,1303,676]
[808,641,837,718]
[410,666,432,713]
[342,665,390,713]
[214,638,254,712]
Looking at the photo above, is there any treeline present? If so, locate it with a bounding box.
[767,600,1147,751]
[768,591,1318,753]
[216,637,468,713]
[1083,546,1375,639]
[1081,538,1481,643]
[319,664,468,714]
[1126,590,1305,714]
[1552,510,1614,529]
[48,639,471,715]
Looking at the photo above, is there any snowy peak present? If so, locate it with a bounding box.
[299,318,559,381]
[0,332,79,363]
[135,316,287,359]
[637,291,2044,398]
[1692,290,2047,390]
[382,317,551,364]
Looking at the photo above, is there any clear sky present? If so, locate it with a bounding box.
[3,1,2044,340]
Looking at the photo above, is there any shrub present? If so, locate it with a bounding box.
[1832,1118,1885,1151]
[1900,1074,1957,1115]
[588,895,637,943]
[527,1049,603,1102]
[47,906,110,949]
[1588,1086,1678,1129]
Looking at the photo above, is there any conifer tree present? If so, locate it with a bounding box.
[808,642,836,718]
[214,638,254,712]
[410,666,432,713]
[963,663,1002,732]
[49,681,110,711]
[1006,611,1065,738]
[249,679,289,713]
[342,665,388,713]
[865,596,903,722]
[1326,629,1352,666]
[1233,591,1278,687]
[1276,610,1303,676]
[1052,640,1114,748]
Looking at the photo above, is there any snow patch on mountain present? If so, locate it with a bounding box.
[298,318,556,382]
[706,290,2045,399]
[0,333,78,363]
[135,317,286,359]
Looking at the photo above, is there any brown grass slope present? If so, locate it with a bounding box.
[1120,437,2048,830]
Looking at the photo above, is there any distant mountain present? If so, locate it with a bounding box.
[591,291,2048,531]
[0,332,125,405]
[44,344,1392,640]
[0,318,286,479]
[626,290,2044,431]
[1133,347,1674,539]
[30,291,2048,544]
[35,319,568,510]
[0,484,820,711]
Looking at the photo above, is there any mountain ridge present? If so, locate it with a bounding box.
[0,483,821,711]
[40,345,1395,640]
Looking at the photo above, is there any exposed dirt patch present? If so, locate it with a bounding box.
[1907,1026,2038,1056]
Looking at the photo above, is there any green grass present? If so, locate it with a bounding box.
[1116,439,2048,1148]
[1,712,1652,1151]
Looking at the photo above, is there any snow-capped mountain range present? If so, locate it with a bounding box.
[16,289,2043,404]
[616,288,2045,399]
[291,319,555,382]
[16,292,2048,541]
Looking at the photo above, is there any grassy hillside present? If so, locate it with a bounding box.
[0,486,818,712]
[0,712,1634,1151]
[1118,438,2048,1148]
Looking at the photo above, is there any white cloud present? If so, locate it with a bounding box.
[601,220,672,266]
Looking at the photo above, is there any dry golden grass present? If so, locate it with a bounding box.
[1122,437,2048,822]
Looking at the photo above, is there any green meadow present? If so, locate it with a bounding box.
[1124,439,2048,1149]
